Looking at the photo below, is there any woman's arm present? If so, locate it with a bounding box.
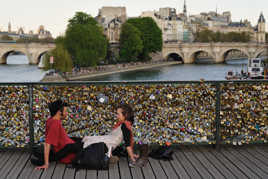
[121,124,139,162]
[126,146,139,162]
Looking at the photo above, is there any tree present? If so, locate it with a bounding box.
[119,23,143,62]
[127,17,162,61]
[55,36,65,45]
[0,35,13,41]
[194,29,251,43]
[67,12,98,28]
[64,12,107,67]
[43,44,73,72]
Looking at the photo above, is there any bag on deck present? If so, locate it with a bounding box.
[149,146,174,161]
[72,142,109,170]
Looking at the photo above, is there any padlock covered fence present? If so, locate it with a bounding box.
[0,81,267,150]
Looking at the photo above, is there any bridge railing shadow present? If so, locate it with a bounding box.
[0,81,267,150]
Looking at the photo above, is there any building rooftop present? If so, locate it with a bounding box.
[258,12,266,23]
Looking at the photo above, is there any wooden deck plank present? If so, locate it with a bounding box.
[0,152,22,178]
[6,153,31,179]
[170,151,190,179]
[189,147,225,179]
[86,170,97,179]
[118,157,132,179]
[209,147,248,178]
[0,151,14,170]
[109,163,120,179]
[258,146,268,153]
[97,169,109,179]
[141,161,156,179]
[244,147,268,167]
[197,147,237,179]
[0,151,5,160]
[17,157,43,179]
[159,160,179,179]
[39,162,57,179]
[181,147,213,179]
[27,165,44,179]
[51,163,66,179]
[220,147,259,178]
[237,148,268,175]
[130,166,144,179]
[174,150,200,179]
[75,169,86,179]
[64,167,76,179]
[3,146,268,179]
[226,147,268,178]
[148,158,167,179]
[253,146,268,160]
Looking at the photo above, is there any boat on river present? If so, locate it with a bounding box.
[247,58,265,79]
[225,71,246,80]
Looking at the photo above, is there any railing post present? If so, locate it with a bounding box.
[28,84,34,151]
[215,82,221,150]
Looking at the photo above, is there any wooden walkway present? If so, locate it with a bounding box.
[0,145,267,179]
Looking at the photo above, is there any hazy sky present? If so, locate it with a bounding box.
[0,0,267,37]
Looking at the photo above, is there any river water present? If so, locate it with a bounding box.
[0,55,46,82]
[83,60,248,81]
[0,55,248,82]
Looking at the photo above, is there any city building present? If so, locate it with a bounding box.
[0,23,52,41]
[140,1,194,43]
[140,1,266,43]
[96,7,127,43]
[37,25,52,39]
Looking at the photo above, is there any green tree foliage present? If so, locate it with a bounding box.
[195,29,251,42]
[119,23,143,62]
[67,12,98,28]
[64,12,107,67]
[127,17,162,61]
[43,44,73,72]
[0,35,13,41]
[55,36,65,45]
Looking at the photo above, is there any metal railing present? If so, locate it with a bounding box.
[0,81,267,150]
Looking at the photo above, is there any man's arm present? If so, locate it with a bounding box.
[35,143,51,170]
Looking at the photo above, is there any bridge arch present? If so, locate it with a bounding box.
[254,49,267,58]
[37,51,49,65]
[189,50,214,63]
[1,50,29,64]
[166,52,184,63]
[220,48,249,63]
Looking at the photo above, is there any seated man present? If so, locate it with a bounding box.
[31,99,82,169]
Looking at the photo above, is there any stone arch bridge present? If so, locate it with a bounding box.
[0,43,55,64]
[163,42,268,63]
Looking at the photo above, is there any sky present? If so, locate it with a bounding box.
[0,0,267,37]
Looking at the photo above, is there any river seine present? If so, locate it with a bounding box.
[0,55,247,82]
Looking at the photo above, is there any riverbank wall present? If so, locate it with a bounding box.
[41,61,181,82]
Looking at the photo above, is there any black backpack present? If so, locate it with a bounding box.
[149,146,174,161]
[72,142,109,170]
